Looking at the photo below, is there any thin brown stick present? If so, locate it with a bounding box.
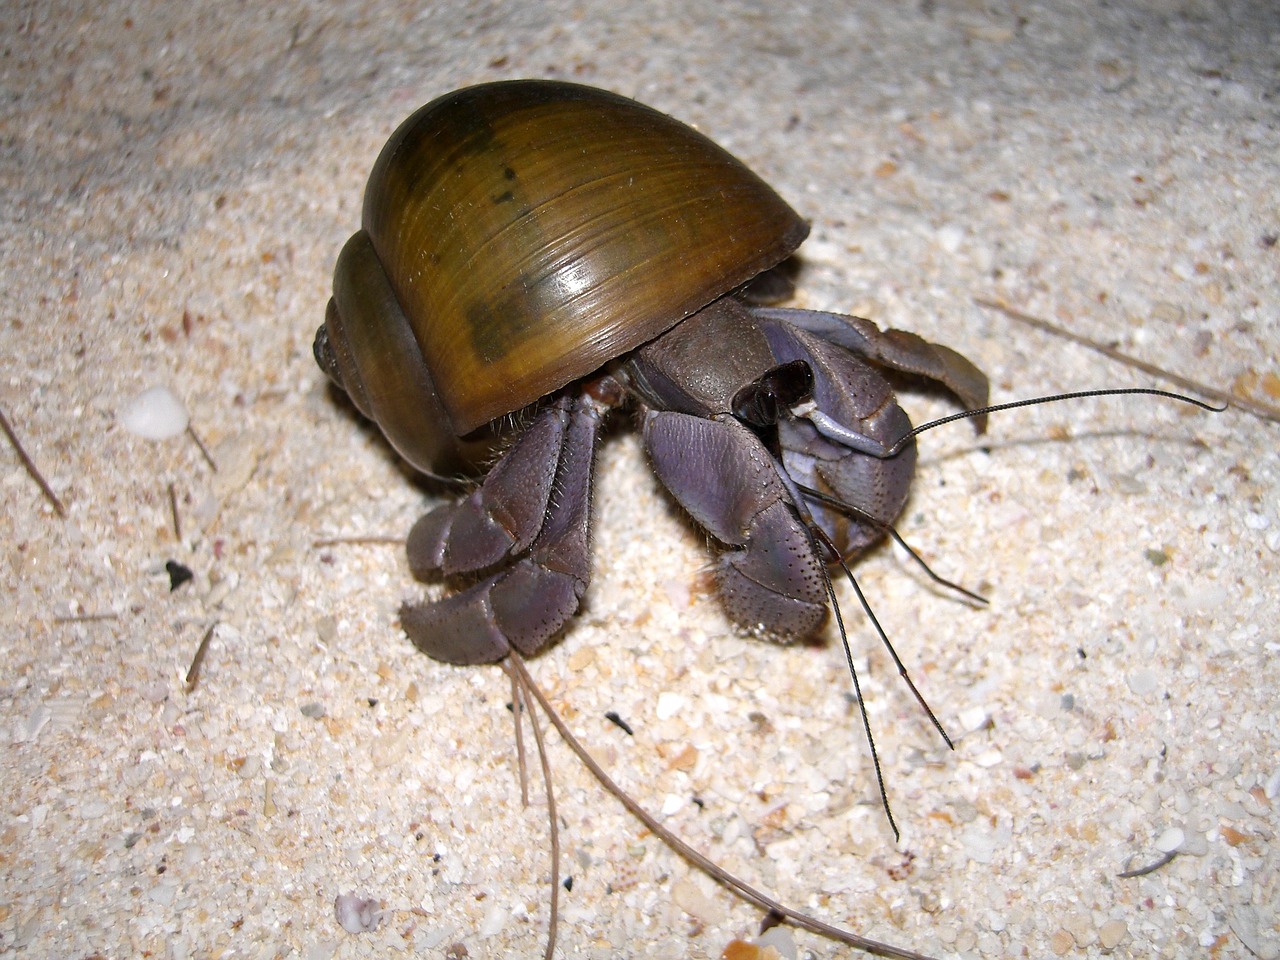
[186,424,218,471]
[185,622,218,691]
[168,482,182,541]
[975,296,1280,424]
[506,651,936,960]
[505,660,561,960]
[0,403,66,517]
[312,536,404,547]
[53,612,119,623]
[509,666,530,807]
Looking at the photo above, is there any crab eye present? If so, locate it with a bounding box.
[731,359,814,428]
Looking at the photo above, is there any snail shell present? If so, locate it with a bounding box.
[316,80,808,477]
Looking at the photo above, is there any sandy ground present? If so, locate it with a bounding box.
[2,1,1278,958]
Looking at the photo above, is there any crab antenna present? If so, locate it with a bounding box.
[763,460,902,838]
[765,457,952,838]
[808,539,900,842]
[885,387,1223,457]
[798,484,986,606]
[807,522,954,755]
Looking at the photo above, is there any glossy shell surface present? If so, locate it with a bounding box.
[357,79,809,435]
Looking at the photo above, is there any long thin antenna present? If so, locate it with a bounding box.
[976,296,1279,424]
[799,484,986,605]
[830,549,953,752]
[764,453,940,840]
[813,545,900,841]
[803,521,955,840]
[885,387,1223,457]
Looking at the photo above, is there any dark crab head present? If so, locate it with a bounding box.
[731,360,814,429]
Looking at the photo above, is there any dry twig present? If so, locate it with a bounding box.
[0,403,66,517]
[506,650,937,960]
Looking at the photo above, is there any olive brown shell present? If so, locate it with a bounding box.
[319,79,809,476]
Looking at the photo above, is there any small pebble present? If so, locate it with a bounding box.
[722,927,797,960]
[1064,911,1095,947]
[1265,767,1280,800]
[120,386,189,440]
[1127,669,1159,695]
[1099,919,1128,950]
[1050,928,1075,955]
[936,223,965,252]
[961,820,1011,864]
[1110,472,1148,495]
[756,927,797,960]
[672,877,723,924]
[1155,826,1185,852]
[334,893,381,933]
[1229,906,1266,957]
[478,902,507,937]
[1243,511,1270,531]
[236,755,261,780]
[655,691,685,720]
[974,748,1004,768]
[80,800,109,819]
[165,560,193,591]
[148,881,177,906]
[661,793,686,816]
[958,706,990,732]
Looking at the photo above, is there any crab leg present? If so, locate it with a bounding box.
[402,396,602,664]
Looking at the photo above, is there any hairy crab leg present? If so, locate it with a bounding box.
[401,395,603,663]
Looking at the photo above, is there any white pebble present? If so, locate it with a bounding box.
[958,706,990,733]
[974,748,1004,768]
[671,877,723,923]
[1127,670,1159,696]
[655,691,686,720]
[20,705,51,743]
[936,223,965,253]
[961,820,1011,864]
[1243,511,1270,530]
[148,881,177,906]
[479,902,507,937]
[80,800,109,819]
[1230,905,1265,957]
[334,893,381,933]
[120,386,189,440]
[661,793,686,817]
[1155,826,1185,853]
[1180,829,1209,856]
[757,926,798,959]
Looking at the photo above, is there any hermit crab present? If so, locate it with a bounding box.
[313,79,989,666]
